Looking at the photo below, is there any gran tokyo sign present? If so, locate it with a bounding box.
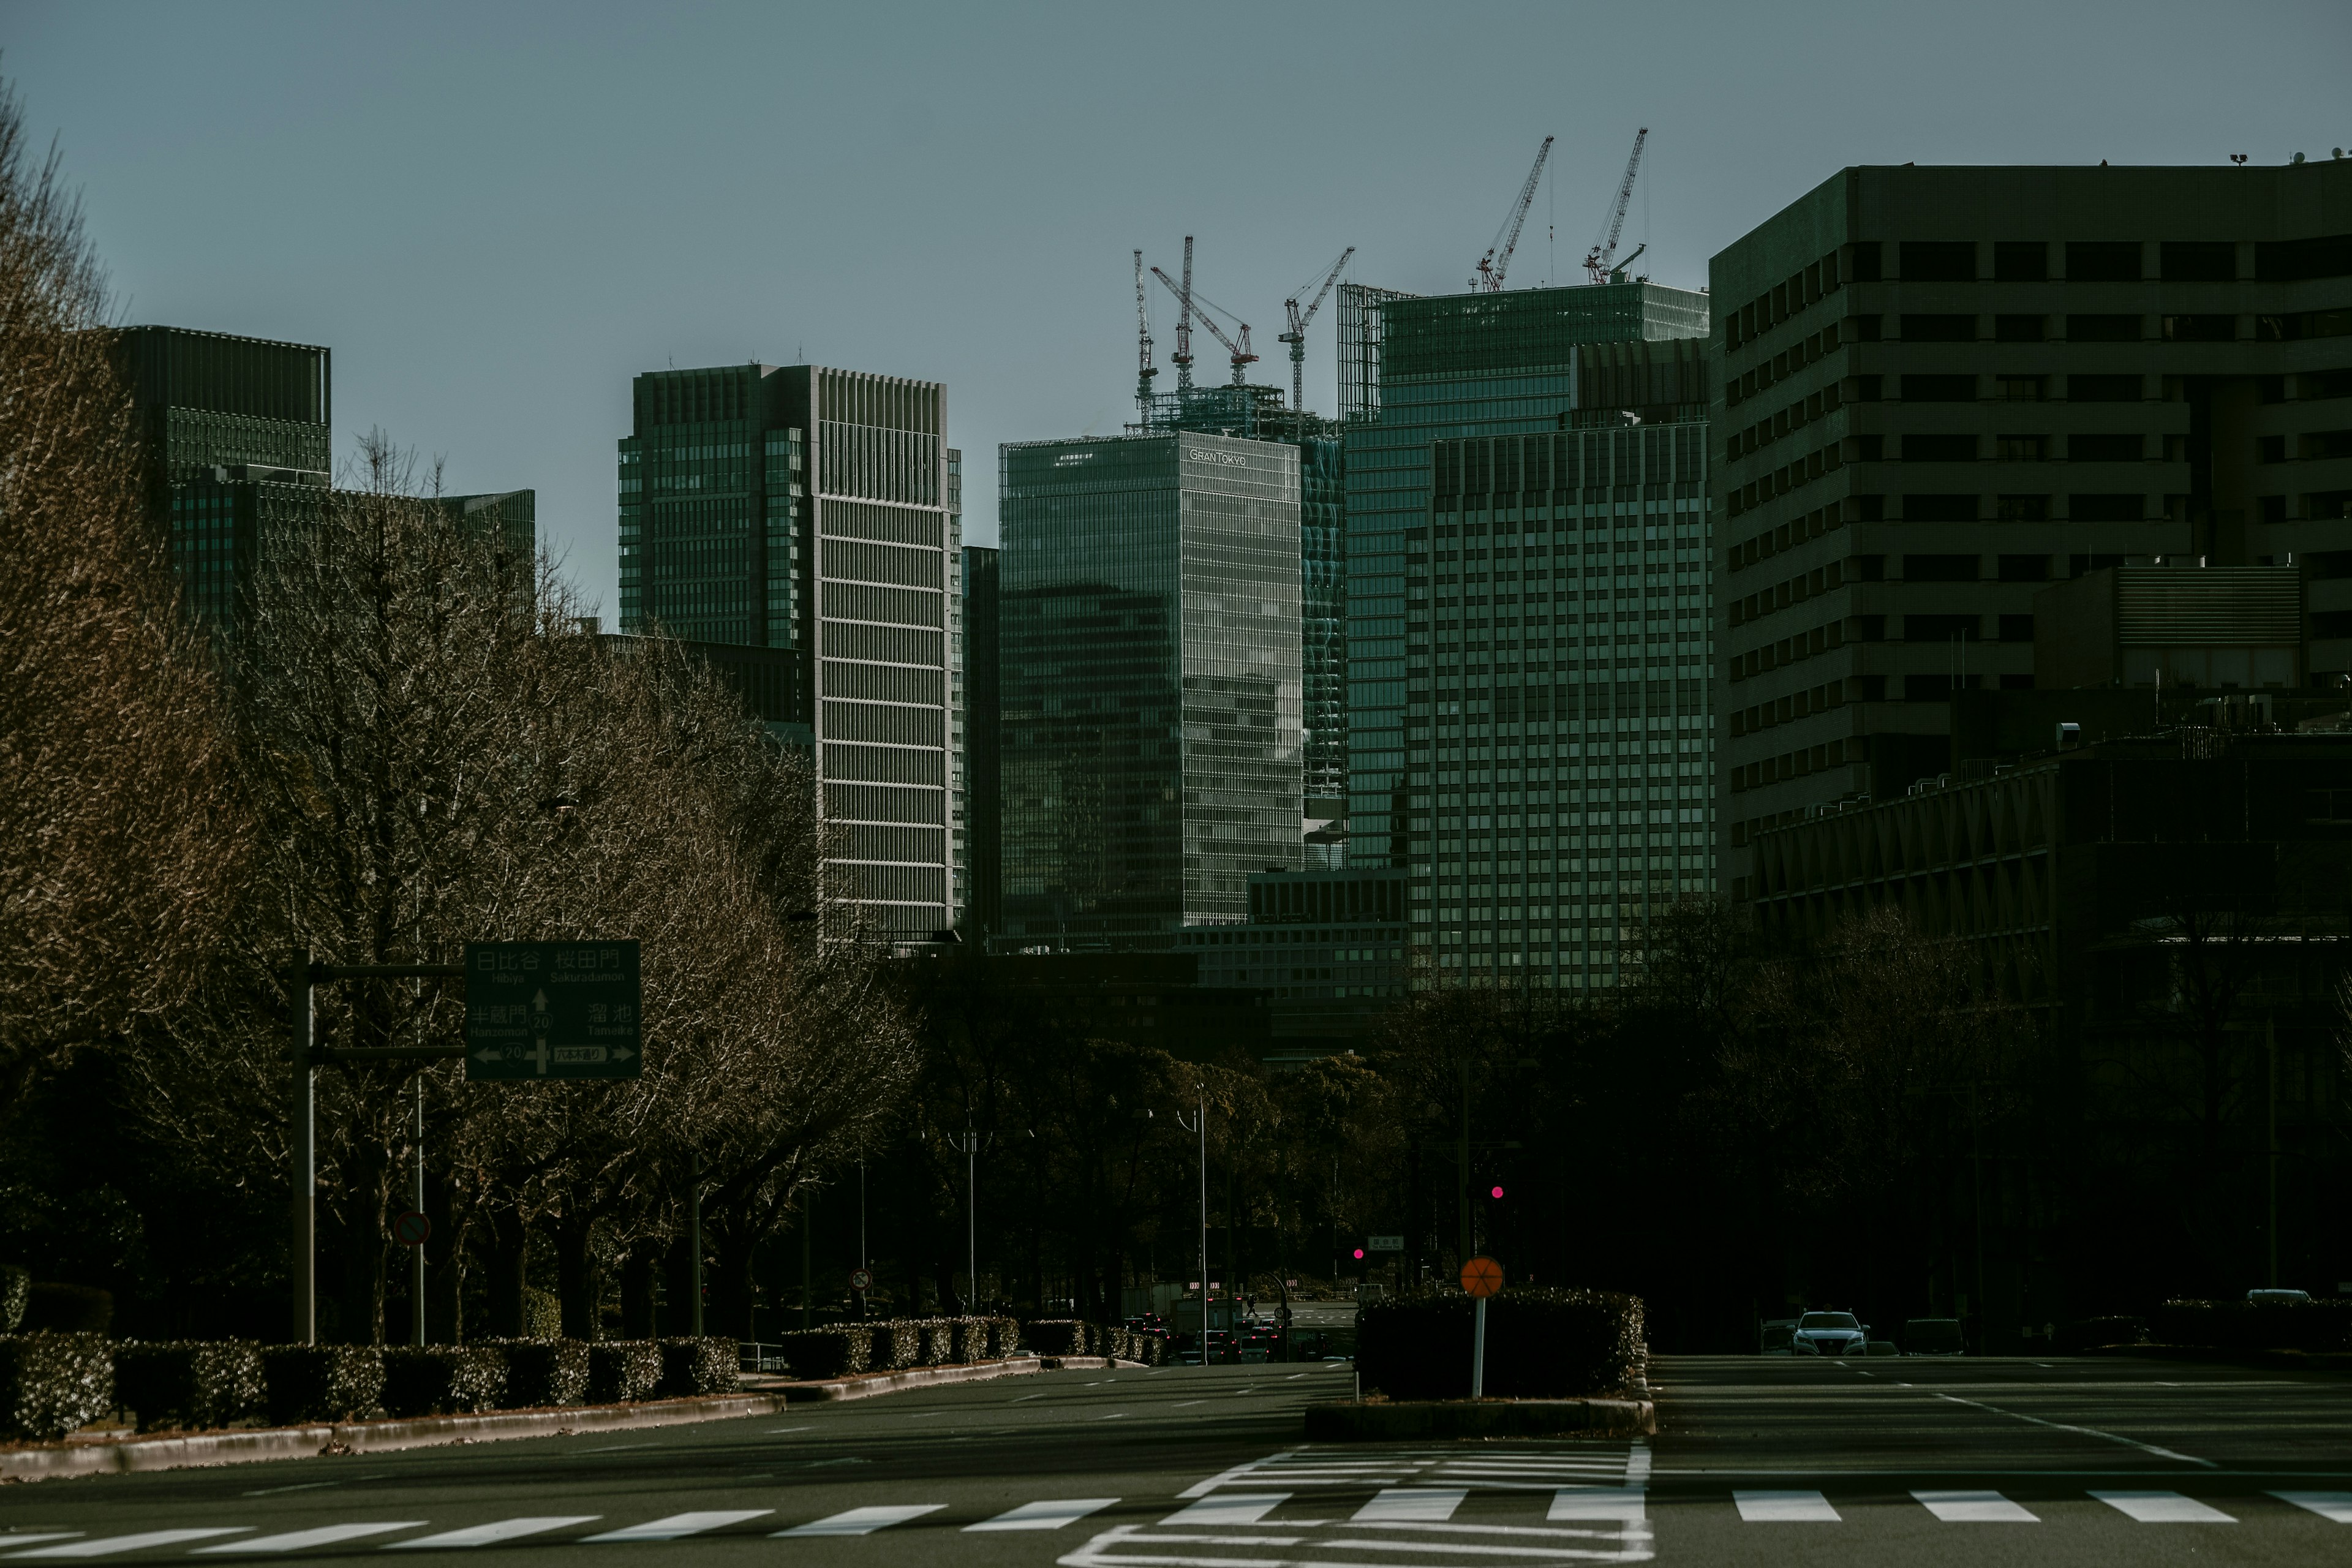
[1186,448,1247,466]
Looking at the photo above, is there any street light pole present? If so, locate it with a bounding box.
[1177,1084,1209,1331]
[412,1075,426,1346]
[289,949,315,1346]
[947,1122,987,1311]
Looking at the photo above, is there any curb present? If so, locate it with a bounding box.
[1304,1397,1657,1441]
[781,1357,1045,1402]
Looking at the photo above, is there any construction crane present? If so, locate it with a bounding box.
[1278,246,1354,415]
[1133,249,1157,416]
[1472,136,1554,292]
[1172,235,1196,393]
[1583,127,1649,284]
[1152,265,1257,386]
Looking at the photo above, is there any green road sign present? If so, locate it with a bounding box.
[464,941,642,1080]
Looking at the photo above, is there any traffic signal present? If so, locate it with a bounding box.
[1351,1245,1365,1261]
[1490,1185,1504,1200]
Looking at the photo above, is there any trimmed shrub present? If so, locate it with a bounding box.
[263,1344,385,1425]
[1357,1288,1645,1401]
[114,1341,266,1432]
[0,1332,112,1440]
[657,1337,739,1397]
[876,1320,922,1370]
[21,1283,111,1335]
[494,1340,589,1408]
[520,1287,562,1340]
[0,1266,28,1333]
[586,1340,662,1404]
[2057,1316,2148,1353]
[777,1329,869,1381]
[1023,1319,1087,1357]
[986,1316,1022,1359]
[949,1317,990,1364]
[2152,1298,2352,1353]
[382,1346,507,1418]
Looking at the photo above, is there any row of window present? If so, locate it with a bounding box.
[1850,235,2352,286]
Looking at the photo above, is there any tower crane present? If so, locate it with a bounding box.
[1472,136,1554,292]
[1152,266,1256,386]
[1583,127,1649,284]
[1133,249,1157,417]
[1172,235,1196,393]
[1278,246,1354,415]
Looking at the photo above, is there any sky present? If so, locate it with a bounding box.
[8,1,2348,616]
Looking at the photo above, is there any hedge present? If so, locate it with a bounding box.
[21,1283,111,1335]
[2151,1298,2352,1353]
[2057,1316,2148,1353]
[382,1346,507,1418]
[0,1267,27,1333]
[494,1340,589,1408]
[263,1344,385,1425]
[586,1340,663,1404]
[1024,1319,1089,1357]
[115,1341,266,1431]
[657,1337,739,1397]
[1357,1288,1644,1401]
[777,1329,868,1381]
[0,1333,112,1439]
[519,1286,562,1340]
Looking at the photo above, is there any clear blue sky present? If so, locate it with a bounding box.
[9,1,2346,614]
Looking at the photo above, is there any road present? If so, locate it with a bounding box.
[4,1353,2350,1566]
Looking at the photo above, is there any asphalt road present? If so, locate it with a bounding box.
[4,1352,2350,1567]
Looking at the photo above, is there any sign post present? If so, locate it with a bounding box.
[464,941,642,1080]
[1461,1255,1504,1398]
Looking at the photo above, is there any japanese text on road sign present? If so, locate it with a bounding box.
[464,941,643,1081]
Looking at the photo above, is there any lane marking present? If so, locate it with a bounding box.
[386,1519,599,1550]
[1170,1400,1205,1408]
[581,1510,772,1542]
[967,1499,1118,1532]
[195,1525,424,1555]
[1735,1490,1839,1522]
[1550,1487,1646,1523]
[0,1539,83,1553]
[243,1483,339,1498]
[764,1426,812,1435]
[2273,1491,2352,1522]
[1928,1390,2215,1467]
[1161,1494,1291,1526]
[14,1533,253,1559]
[1913,1490,2038,1523]
[1354,1489,1466,1522]
[775,1506,943,1538]
[2092,1490,2235,1523]
[1178,1452,1295,1499]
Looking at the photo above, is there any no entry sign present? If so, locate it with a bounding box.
[1460,1255,1504,1298]
[393,1211,432,1248]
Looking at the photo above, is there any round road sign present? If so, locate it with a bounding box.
[1460,1255,1504,1298]
[393,1211,432,1248]
[850,1268,873,1292]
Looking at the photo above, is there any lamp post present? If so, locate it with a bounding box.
[946,1121,989,1312]
[1175,1084,1210,1337]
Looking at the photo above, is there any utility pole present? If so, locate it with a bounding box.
[1457,1061,1473,1266]
[412,1076,426,1346]
[690,1150,705,1336]
[2268,1016,2280,1288]
[801,1187,814,1332]
[1177,1085,1209,1333]
[289,950,314,1345]
[948,1121,987,1312]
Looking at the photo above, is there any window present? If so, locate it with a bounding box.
[2254,233,2352,282]
[2071,434,2144,462]
[1851,554,1886,581]
[2161,241,2237,282]
[1903,434,1978,462]
[2067,314,2143,342]
[1906,614,1981,642]
[2070,374,2143,401]
[1904,554,1981,581]
[1996,314,2047,342]
[2257,308,2352,342]
[1849,242,1883,282]
[1904,494,1978,521]
[1902,374,1978,401]
[2069,552,2127,576]
[2162,314,2236,342]
[1901,241,1977,281]
[1998,554,2050,581]
[1999,614,2037,641]
[2302,369,2352,401]
[1998,374,2046,401]
[1854,614,1887,641]
[2256,435,2286,464]
[1853,314,1883,342]
[1852,374,1884,402]
[1902,314,1977,342]
[2305,429,2352,461]
[2070,494,2144,521]
[1994,241,2049,282]
[2066,241,2142,281]
[1997,435,2049,461]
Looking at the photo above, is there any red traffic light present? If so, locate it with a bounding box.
[1490,1185,1505,1199]
[1352,1247,1365,1260]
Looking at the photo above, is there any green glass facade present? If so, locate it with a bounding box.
[619,364,956,935]
[998,432,1303,945]
[960,542,1001,938]
[1341,282,1713,985]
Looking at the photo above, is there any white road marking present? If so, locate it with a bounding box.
[1171,1400,1205,1407]
[1914,1490,2039,1523]
[1354,1489,1466,1522]
[1550,1488,1645,1523]
[1177,1452,1296,1499]
[15,1532,252,1559]
[2092,1490,2234,1523]
[581,1510,772,1542]
[196,1525,424,1555]
[1735,1490,1841,1522]
[967,1499,1118,1532]
[386,1519,599,1550]
[764,1426,812,1434]
[1928,1390,2214,1467]
[0,1539,83,1554]
[1161,1494,1291,1526]
[2274,1491,2352,1522]
[775,1506,943,1537]
[243,1483,339,1498]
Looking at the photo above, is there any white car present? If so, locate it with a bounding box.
[1792,1310,1867,1356]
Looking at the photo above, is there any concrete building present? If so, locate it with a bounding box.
[1713,160,2352,897]
[1182,867,1411,1046]
[1340,282,1714,985]
[619,364,959,937]
[997,432,1302,948]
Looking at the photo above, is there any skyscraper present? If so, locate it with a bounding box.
[619,364,957,937]
[1711,160,2352,898]
[998,432,1303,946]
[960,543,1002,939]
[1341,282,1714,984]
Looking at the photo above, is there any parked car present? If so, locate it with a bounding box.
[2247,1289,2312,1305]
[1758,1319,1798,1355]
[1792,1311,1867,1356]
[1904,1318,1965,1355]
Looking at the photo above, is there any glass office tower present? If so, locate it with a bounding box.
[1341,282,1713,984]
[619,364,957,936]
[998,432,1303,946]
